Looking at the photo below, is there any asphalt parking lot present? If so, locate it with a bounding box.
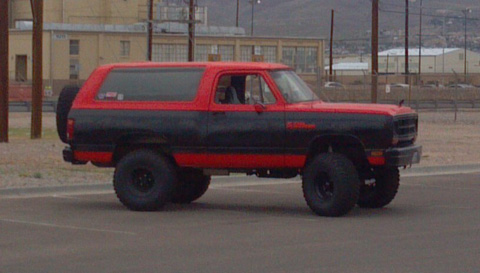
[1,172,480,273]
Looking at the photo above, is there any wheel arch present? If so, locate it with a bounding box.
[305,134,369,170]
[112,134,176,166]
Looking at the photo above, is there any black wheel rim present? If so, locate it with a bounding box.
[314,172,334,200]
[131,168,155,193]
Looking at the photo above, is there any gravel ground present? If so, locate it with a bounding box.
[1,111,479,189]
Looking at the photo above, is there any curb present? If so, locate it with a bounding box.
[1,164,479,198]
[0,184,113,199]
[400,164,480,177]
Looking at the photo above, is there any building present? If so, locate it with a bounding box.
[377,48,480,75]
[7,0,324,95]
[324,62,369,76]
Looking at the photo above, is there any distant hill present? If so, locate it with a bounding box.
[202,0,480,39]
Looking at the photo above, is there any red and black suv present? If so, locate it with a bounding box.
[57,62,422,217]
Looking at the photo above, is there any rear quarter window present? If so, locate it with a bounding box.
[96,68,204,101]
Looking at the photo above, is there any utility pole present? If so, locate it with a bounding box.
[251,1,255,36]
[0,0,9,142]
[236,0,240,27]
[329,10,334,82]
[147,0,153,61]
[371,0,378,103]
[31,0,43,139]
[418,0,423,77]
[188,0,195,62]
[405,0,409,84]
[462,8,471,83]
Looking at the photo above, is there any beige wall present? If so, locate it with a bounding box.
[8,32,51,81]
[9,30,324,95]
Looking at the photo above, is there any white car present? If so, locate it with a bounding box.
[324,81,345,89]
[420,84,444,89]
[389,83,410,89]
[446,84,475,89]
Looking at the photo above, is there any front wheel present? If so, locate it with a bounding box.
[113,150,176,211]
[302,153,360,217]
[357,167,400,208]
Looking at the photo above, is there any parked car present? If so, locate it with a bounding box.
[324,81,345,89]
[389,83,410,89]
[446,83,475,89]
[420,84,444,89]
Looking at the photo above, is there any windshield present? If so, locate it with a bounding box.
[270,70,319,103]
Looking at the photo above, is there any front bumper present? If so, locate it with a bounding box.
[385,145,422,166]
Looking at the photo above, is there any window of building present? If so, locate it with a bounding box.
[282,47,295,68]
[70,40,79,55]
[96,68,205,101]
[152,44,188,62]
[218,45,234,61]
[282,47,317,74]
[69,59,80,80]
[240,46,254,62]
[195,45,210,62]
[120,41,130,57]
[261,46,277,63]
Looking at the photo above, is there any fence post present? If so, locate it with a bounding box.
[454,99,458,122]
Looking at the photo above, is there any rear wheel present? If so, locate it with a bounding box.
[302,153,360,217]
[113,150,176,211]
[172,169,211,204]
[357,167,400,208]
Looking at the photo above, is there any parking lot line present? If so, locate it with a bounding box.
[0,218,137,236]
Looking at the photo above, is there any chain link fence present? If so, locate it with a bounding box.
[304,72,480,110]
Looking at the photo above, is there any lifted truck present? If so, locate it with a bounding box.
[57,62,422,217]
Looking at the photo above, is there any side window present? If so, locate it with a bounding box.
[96,68,204,101]
[245,75,276,105]
[215,74,276,105]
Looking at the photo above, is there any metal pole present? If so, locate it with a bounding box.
[188,0,195,62]
[371,0,378,103]
[251,1,255,36]
[405,0,409,84]
[464,10,468,83]
[0,0,9,142]
[236,0,239,28]
[386,54,390,84]
[418,0,422,76]
[329,10,334,82]
[147,0,153,61]
[31,0,43,139]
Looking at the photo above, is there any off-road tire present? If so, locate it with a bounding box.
[56,85,80,143]
[172,170,211,204]
[302,153,360,217]
[357,167,400,208]
[113,150,176,211]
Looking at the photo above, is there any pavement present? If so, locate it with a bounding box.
[1,167,480,273]
[1,164,480,198]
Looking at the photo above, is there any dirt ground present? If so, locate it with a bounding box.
[1,111,479,189]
